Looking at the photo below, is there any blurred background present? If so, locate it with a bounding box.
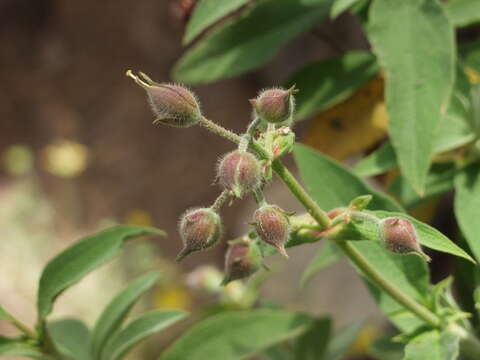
[3,0,477,359]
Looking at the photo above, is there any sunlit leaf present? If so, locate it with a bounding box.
[444,0,480,28]
[404,330,459,360]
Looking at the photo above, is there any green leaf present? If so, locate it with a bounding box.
[324,320,364,360]
[388,163,457,209]
[330,0,362,19]
[461,40,480,72]
[353,210,475,263]
[103,310,187,360]
[444,0,480,28]
[294,143,403,212]
[183,0,249,44]
[454,165,480,261]
[161,310,314,360]
[300,241,343,287]
[403,330,459,360]
[369,337,404,360]
[367,0,456,194]
[37,225,165,320]
[92,272,160,357]
[0,337,46,359]
[173,0,332,84]
[286,51,378,120]
[48,319,92,360]
[353,142,397,177]
[293,317,331,360]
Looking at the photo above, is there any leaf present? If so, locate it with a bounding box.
[286,51,379,120]
[37,225,165,320]
[367,0,456,194]
[183,0,249,44]
[294,143,403,212]
[300,241,343,287]
[403,330,459,360]
[173,0,332,84]
[160,310,314,360]
[293,317,331,360]
[369,337,404,360]
[102,310,187,360]
[48,319,92,360]
[330,0,362,19]
[0,337,46,359]
[92,272,160,357]
[444,0,480,28]
[454,165,480,261]
[353,142,397,177]
[324,320,364,360]
[302,75,388,162]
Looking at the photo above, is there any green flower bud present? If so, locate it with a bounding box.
[271,127,295,159]
[217,150,261,198]
[177,208,222,261]
[221,239,263,285]
[254,205,291,258]
[126,70,201,128]
[380,217,430,261]
[250,86,297,124]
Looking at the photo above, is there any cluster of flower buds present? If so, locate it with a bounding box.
[128,71,297,283]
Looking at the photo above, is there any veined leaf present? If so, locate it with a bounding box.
[160,310,313,360]
[48,319,92,360]
[367,0,456,193]
[294,143,403,212]
[37,225,165,320]
[404,330,459,360]
[286,51,378,120]
[102,310,187,360]
[92,272,161,357]
[173,0,332,84]
[444,0,480,28]
[300,241,343,287]
[293,317,331,360]
[183,0,249,44]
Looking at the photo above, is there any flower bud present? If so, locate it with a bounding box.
[217,150,261,198]
[380,217,430,261]
[221,239,262,285]
[250,86,297,124]
[177,208,222,261]
[271,127,295,159]
[254,205,291,258]
[126,70,201,128]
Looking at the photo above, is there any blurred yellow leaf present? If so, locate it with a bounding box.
[41,140,89,178]
[3,144,34,176]
[302,76,388,161]
[349,324,381,356]
[155,285,192,311]
[125,209,153,227]
[465,66,480,84]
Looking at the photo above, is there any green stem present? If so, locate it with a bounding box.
[7,316,36,339]
[211,190,230,212]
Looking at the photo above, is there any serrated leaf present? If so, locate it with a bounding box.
[367,0,456,193]
[102,310,186,360]
[160,310,313,360]
[286,51,378,120]
[293,317,331,360]
[454,165,480,261]
[300,241,343,287]
[294,143,403,212]
[48,319,92,360]
[403,330,459,360]
[183,0,249,44]
[444,0,480,28]
[0,337,47,359]
[173,0,332,84]
[37,225,165,320]
[92,272,160,357]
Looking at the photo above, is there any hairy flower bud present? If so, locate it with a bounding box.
[126,70,201,127]
[254,205,291,258]
[217,150,261,198]
[380,217,430,261]
[177,208,222,261]
[221,239,262,285]
[250,86,297,124]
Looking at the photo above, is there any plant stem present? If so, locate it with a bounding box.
[211,190,230,212]
[7,316,36,339]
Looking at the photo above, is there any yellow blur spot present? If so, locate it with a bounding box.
[3,144,34,176]
[465,67,480,84]
[125,209,153,227]
[155,286,192,311]
[41,140,88,178]
[303,76,388,161]
[350,324,381,355]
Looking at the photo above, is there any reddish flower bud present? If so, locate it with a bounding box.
[127,70,201,128]
[177,208,222,261]
[217,150,261,198]
[380,217,430,261]
[250,86,297,124]
[254,205,291,258]
[221,239,262,285]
